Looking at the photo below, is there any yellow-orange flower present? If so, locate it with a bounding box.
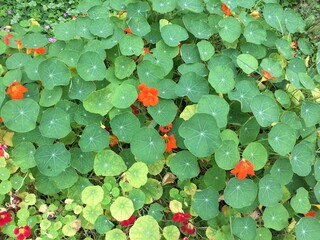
[137,83,159,107]
[6,82,28,100]
[262,69,276,80]
[230,159,255,180]
[221,3,232,16]
[161,134,177,152]
[14,40,23,51]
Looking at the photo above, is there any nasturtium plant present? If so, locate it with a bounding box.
[0,0,319,239]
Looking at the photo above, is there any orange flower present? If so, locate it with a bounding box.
[221,3,232,16]
[109,134,119,147]
[14,40,23,51]
[4,34,13,45]
[6,82,28,100]
[291,40,297,49]
[161,134,177,152]
[0,117,2,123]
[123,27,132,34]
[159,123,172,134]
[137,83,159,107]
[262,69,276,80]
[142,47,151,56]
[34,47,46,56]
[230,159,255,180]
[305,211,316,217]
[26,48,35,54]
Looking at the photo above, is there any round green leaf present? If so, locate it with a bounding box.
[77,51,106,81]
[127,162,148,188]
[276,39,294,59]
[140,179,163,204]
[22,33,48,48]
[260,58,283,78]
[208,66,235,94]
[110,197,134,221]
[255,228,272,240]
[295,217,320,240]
[90,18,114,38]
[263,3,285,33]
[215,140,240,170]
[1,99,39,133]
[58,50,80,67]
[268,123,296,156]
[224,178,258,209]
[114,56,136,79]
[128,17,151,37]
[270,157,293,185]
[75,17,94,39]
[94,149,127,176]
[148,99,177,126]
[232,216,256,240]
[111,84,137,109]
[39,87,62,107]
[250,94,280,127]
[197,40,214,61]
[52,167,78,190]
[237,54,258,74]
[274,89,290,109]
[258,175,282,206]
[54,21,76,41]
[119,34,144,56]
[152,0,177,13]
[156,79,177,99]
[0,180,12,195]
[38,58,71,90]
[203,167,226,191]
[243,21,267,45]
[291,141,315,176]
[79,124,110,152]
[239,117,260,145]
[191,187,219,220]
[35,143,71,177]
[262,203,289,231]
[12,142,36,170]
[131,128,166,164]
[197,95,230,128]
[180,44,201,64]
[218,17,241,43]
[163,225,180,240]
[110,112,140,143]
[6,53,31,69]
[95,215,114,234]
[0,168,10,181]
[290,187,311,214]
[129,216,160,240]
[82,186,104,206]
[83,85,114,116]
[243,142,268,170]
[169,150,200,180]
[128,189,146,210]
[301,102,320,127]
[83,204,103,224]
[70,148,94,174]
[160,24,188,47]
[179,113,221,158]
[68,76,96,101]
[137,60,165,85]
[105,229,126,240]
[228,80,260,112]
[39,107,71,139]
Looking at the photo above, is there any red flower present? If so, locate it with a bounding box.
[221,3,232,16]
[130,104,139,115]
[181,222,196,235]
[109,134,119,147]
[230,159,255,180]
[137,83,159,107]
[0,211,12,226]
[262,69,276,80]
[14,226,31,240]
[4,34,13,45]
[159,123,172,134]
[120,215,136,226]
[305,211,316,217]
[123,27,133,34]
[6,82,28,100]
[172,212,191,223]
[161,134,177,152]
[291,41,297,49]
[142,47,151,56]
